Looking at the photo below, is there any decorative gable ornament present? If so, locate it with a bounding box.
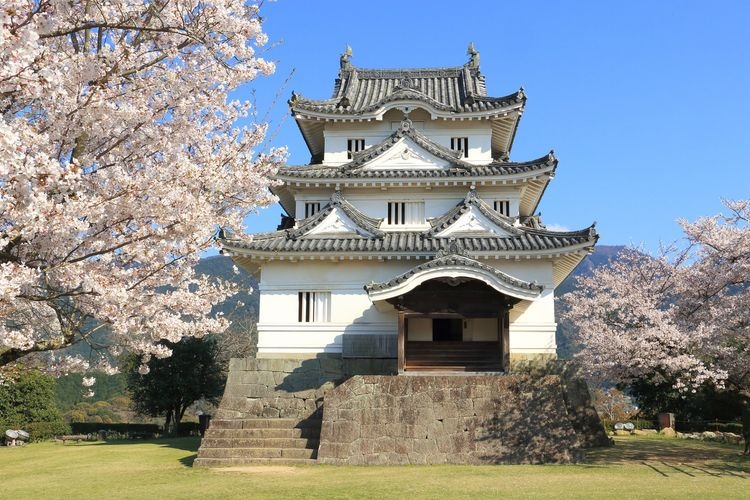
[435,205,514,237]
[360,136,450,171]
[306,206,376,237]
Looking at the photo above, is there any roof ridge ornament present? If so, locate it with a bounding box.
[288,91,300,107]
[435,238,472,259]
[340,45,353,71]
[331,188,343,204]
[466,42,480,70]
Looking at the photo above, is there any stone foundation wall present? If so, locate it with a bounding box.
[216,355,397,420]
[317,374,582,465]
[508,352,556,371]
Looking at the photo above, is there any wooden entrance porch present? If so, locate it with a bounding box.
[392,279,516,373]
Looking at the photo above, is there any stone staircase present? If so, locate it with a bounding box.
[194,417,321,466]
[404,341,503,372]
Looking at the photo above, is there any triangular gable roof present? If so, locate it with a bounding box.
[426,189,521,237]
[274,151,556,180]
[364,245,544,302]
[286,191,384,239]
[342,120,471,172]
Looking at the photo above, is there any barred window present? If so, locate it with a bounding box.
[494,200,510,216]
[304,202,321,218]
[298,291,331,323]
[347,138,365,159]
[387,201,424,226]
[450,137,469,158]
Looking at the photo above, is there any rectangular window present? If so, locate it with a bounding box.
[298,291,331,323]
[387,201,424,226]
[347,138,365,159]
[494,200,510,216]
[450,137,469,158]
[304,202,321,218]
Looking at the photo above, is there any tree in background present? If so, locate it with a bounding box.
[127,336,224,434]
[0,0,285,374]
[562,199,750,452]
[591,388,638,423]
[55,371,128,409]
[0,370,70,440]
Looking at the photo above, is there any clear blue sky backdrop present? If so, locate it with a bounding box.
[236,0,749,251]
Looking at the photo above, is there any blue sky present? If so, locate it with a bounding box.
[236,0,749,251]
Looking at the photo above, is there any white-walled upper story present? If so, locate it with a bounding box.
[323,109,493,166]
[294,186,521,229]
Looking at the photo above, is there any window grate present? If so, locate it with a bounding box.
[347,138,365,159]
[387,201,424,225]
[298,291,331,323]
[304,202,321,218]
[494,200,510,216]
[450,137,469,158]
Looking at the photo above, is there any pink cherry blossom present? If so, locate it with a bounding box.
[0,0,285,372]
[562,199,750,400]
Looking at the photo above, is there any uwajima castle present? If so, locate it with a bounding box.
[196,46,608,466]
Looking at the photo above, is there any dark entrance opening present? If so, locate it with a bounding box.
[433,318,462,341]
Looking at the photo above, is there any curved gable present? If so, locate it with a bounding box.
[365,252,543,303]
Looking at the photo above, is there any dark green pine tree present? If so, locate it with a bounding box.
[127,336,225,434]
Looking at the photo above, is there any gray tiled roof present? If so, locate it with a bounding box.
[291,65,525,117]
[274,128,557,181]
[364,253,544,293]
[223,190,596,256]
[223,227,596,255]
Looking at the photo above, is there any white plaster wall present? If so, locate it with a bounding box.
[256,259,557,356]
[407,317,432,341]
[257,261,411,355]
[465,318,499,341]
[322,108,492,165]
[287,180,523,223]
[495,259,557,354]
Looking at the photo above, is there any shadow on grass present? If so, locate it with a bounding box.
[92,436,201,467]
[101,436,199,451]
[585,436,750,470]
[180,453,197,467]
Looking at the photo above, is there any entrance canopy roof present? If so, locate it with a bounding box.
[365,248,544,305]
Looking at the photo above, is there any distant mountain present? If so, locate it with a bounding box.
[555,245,626,358]
[195,255,259,319]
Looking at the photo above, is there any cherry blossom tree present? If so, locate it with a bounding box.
[0,0,285,373]
[562,200,750,452]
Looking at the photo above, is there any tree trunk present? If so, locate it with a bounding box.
[173,411,182,434]
[164,409,172,435]
[741,398,750,455]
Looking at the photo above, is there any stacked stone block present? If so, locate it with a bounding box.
[317,374,583,465]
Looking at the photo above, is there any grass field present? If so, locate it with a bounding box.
[1,435,748,499]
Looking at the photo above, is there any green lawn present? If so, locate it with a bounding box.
[1,436,748,499]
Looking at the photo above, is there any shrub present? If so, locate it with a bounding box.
[0,370,68,441]
[25,421,71,442]
[69,422,160,436]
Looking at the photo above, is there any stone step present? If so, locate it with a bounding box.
[209,418,321,430]
[204,427,320,439]
[194,457,317,467]
[404,365,503,372]
[197,447,317,460]
[200,437,319,449]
